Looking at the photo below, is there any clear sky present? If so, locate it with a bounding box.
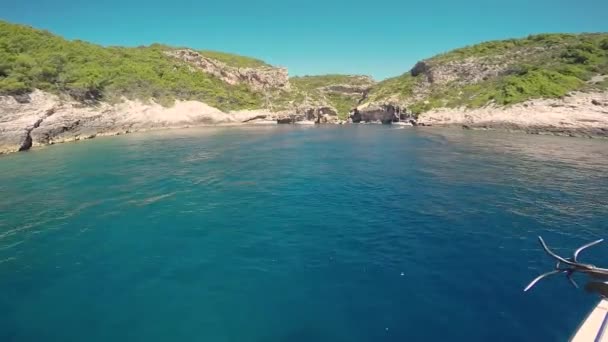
[1,0,608,79]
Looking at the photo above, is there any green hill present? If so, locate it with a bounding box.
[195,50,269,68]
[0,20,267,111]
[3,20,605,118]
[270,75,375,118]
[0,20,373,116]
[366,33,608,114]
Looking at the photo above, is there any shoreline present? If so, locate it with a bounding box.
[0,121,272,156]
[3,121,608,157]
[432,122,608,138]
[2,90,608,157]
[415,90,608,138]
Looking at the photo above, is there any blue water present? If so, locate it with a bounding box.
[1,125,607,341]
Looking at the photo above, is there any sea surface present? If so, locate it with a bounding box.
[1,125,608,341]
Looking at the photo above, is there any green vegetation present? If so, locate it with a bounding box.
[0,21,265,111]
[370,32,608,114]
[277,75,375,119]
[366,73,421,103]
[197,50,269,68]
[325,93,361,117]
[290,74,374,90]
[407,69,584,113]
[3,20,605,116]
[433,34,578,62]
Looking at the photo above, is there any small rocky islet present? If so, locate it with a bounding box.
[1,20,608,154]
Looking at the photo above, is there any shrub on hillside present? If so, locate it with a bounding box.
[0,21,265,111]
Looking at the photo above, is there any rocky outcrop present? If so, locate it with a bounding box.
[242,114,268,123]
[303,106,338,121]
[0,79,370,154]
[165,49,290,91]
[1,91,58,154]
[285,75,376,117]
[411,57,511,86]
[0,90,282,154]
[417,91,608,137]
[410,61,431,78]
[319,84,371,95]
[385,56,519,106]
[351,104,402,123]
[273,106,339,124]
[317,76,375,98]
[19,107,56,151]
[350,109,362,123]
[361,38,562,110]
[277,117,294,124]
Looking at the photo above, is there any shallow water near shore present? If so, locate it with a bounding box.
[1,125,608,341]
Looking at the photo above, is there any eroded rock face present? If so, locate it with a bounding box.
[0,90,276,154]
[0,91,58,154]
[12,93,31,104]
[320,84,371,94]
[410,61,431,78]
[277,117,294,124]
[411,57,510,87]
[165,49,290,91]
[363,49,546,110]
[303,106,338,121]
[350,109,362,123]
[352,104,400,123]
[271,105,341,124]
[318,76,375,97]
[0,85,360,154]
[417,90,608,136]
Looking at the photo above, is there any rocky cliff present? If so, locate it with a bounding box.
[272,75,375,121]
[0,90,281,154]
[3,20,608,155]
[165,49,290,91]
[361,33,608,135]
[0,21,375,154]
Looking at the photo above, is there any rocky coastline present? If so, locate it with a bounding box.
[415,90,608,138]
[2,22,608,156]
[2,88,608,156]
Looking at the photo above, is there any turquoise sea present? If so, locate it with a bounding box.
[1,125,607,341]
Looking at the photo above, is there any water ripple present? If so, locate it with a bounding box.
[0,126,607,341]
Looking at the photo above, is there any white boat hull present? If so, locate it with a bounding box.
[572,299,608,341]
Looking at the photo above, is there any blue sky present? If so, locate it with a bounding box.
[1,0,607,79]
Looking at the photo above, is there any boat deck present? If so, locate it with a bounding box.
[572,299,608,342]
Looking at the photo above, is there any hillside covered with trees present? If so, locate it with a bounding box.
[0,20,270,111]
[366,33,608,114]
